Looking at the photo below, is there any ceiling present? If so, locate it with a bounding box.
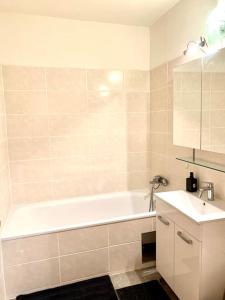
[0,0,180,26]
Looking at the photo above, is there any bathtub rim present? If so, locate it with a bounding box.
[1,211,156,241]
[1,191,156,241]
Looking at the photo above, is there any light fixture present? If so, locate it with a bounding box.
[183,36,208,56]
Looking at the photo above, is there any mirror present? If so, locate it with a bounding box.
[173,47,225,155]
[173,58,202,149]
[202,49,225,154]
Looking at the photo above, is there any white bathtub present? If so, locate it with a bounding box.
[2,191,156,240]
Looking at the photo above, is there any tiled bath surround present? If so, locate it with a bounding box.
[2,217,155,299]
[2,65,150,204]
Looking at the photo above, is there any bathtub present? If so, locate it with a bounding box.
[1,191,156,299]
[2,191,155,240]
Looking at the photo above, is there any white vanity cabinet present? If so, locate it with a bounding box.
[156,195,225,300]
[174,224,201,300]
[156,214,174,289]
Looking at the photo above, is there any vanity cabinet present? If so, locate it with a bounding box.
[174,224,201,300]
[156,215,174,289]
[156,197,225,300]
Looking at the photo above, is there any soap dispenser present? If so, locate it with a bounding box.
[186,172,197,192]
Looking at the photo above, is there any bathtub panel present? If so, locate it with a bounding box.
[60,248,108,282]
[58,226,108,255]
[109,218,153,246]
[109,241,142,274]
[2,233,58,267]
[5,258,60,299]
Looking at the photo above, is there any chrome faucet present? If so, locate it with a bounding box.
[199,182,214,201]
[147,175,168,211]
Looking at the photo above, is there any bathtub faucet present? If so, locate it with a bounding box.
[148,175,168,212]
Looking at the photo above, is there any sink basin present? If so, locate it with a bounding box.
[155,190,225,223]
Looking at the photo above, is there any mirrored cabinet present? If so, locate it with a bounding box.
[173,48,225,172]
[174,48,225,155]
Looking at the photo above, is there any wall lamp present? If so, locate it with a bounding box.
[183,36,208,55]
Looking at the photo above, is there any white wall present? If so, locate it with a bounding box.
[0,12,150,70]
[150,0,217,69]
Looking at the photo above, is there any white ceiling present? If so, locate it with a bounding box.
[0,0,180,26]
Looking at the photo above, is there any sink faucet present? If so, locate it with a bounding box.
[199,182,214,201]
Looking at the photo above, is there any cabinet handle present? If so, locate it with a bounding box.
[177,231,193,245]
[158,215,170,226]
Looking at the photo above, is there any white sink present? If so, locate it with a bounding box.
[155,190,225,223]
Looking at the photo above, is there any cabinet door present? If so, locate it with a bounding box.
[156,214,175,289]
[174,225,201,300]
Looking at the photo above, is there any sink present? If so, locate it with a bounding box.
[155,190,225,223]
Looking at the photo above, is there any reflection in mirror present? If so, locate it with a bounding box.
[173,58,202,149]
[202,49,225,154]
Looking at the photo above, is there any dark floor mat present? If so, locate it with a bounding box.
[16,275,118,300]
[117,280,170,300]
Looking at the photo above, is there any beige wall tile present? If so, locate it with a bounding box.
[126,92,149,113]
[88,90,126,113]
[5,258,60,299]
[3,66,45,90]
[109,242,142,274]
[59,226,108,255]
[127,113,147,133]
[50,136,90,158]
[52,156,91,180]
[87,70,123,90]
[10,159,52,184]
[127,171,149,190]
[128,133,148,152]
[88,113,126,135]
[109,218,153,246]
[127,152,148,172]
[7,115,49,138]
[2,234,58,267]
[150,65,167,90]
[5,91,48,114]
[12,182,53,204]
[46,68,86,90]
[3,65,150,204]
[60,248,108,282]
[124,71,149,91]
[8,138,50,161]
[49,114,89,136]
[47,90,87,114]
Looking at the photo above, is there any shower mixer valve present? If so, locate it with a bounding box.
[148,175,168,211]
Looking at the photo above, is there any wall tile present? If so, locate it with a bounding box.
[48,114,89,136]
[109,242,141,274]
[7,115,49,138]
[10,159,52,184]
[47,90,87,114]
[5,258,60,299]
[46,68,86,90]
[5,91,48,114]
[60,248,108,282]
[87,70,123,90]
[124,71,149,91]
[88,90,126,113]
[126,92,149,113]
[109,218,152,246]
[8,138,50,161]
[12,182,53,204]
[2,234,58,267]
[58,226,108,255]
[3,66,45,90]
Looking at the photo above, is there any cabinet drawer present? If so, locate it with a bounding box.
[156,197,201,241]
[174,225,201,300]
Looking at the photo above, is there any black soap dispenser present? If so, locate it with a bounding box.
[186,172,197,193]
